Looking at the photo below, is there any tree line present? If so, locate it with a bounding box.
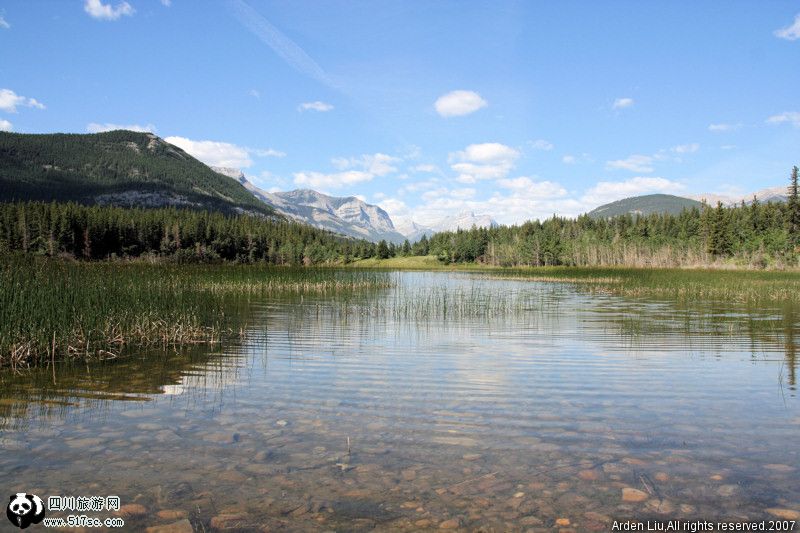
[0,201,386,265]
[417,167,800,268]
[1,166,798,268]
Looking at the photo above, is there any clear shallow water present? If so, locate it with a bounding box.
[1,271,799,531]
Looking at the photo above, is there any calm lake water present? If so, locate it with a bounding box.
[1,271,799,531]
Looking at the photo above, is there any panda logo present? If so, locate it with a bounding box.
[6,493,45,529]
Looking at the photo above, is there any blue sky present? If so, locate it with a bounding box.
[1,1,799,226]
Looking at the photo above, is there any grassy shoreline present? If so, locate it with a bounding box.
[348,255,800,303]
[5,254,800,370]
[0,256,391,370]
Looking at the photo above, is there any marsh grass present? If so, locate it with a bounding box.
[470,266,800,304]
[0,256,391,370]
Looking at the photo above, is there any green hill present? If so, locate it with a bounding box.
[0,130,274,216]
[587,193,703,219]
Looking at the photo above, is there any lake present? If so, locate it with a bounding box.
[1,271,798,531]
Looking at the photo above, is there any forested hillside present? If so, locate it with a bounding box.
[587,193,703,218]
[0,201,383,264]
[0,131,274,216]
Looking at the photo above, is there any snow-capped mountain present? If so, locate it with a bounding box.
[213,167,406,243]
[395,211,498,240]
[691,185,789,206]
[392,218,434,242]
[432,211,498,233]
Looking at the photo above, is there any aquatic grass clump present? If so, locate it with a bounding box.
[319,282,559,321]
[0,257,392,370]
[200,268,393,295]
[0,257,227,370]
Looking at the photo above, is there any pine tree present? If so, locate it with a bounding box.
[787,165,800,248]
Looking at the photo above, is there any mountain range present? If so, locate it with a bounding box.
[690,186,789,206]
[0,130,790,243]
[394,212,499,241]
[212,167,406,243]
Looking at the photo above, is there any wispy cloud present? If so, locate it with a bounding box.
[0,16,10,29]
[298,101,333,112]
[331,153,399,176]
[228,0,334,88]
[84,0,135,21]
[671,143,699,154]
[612,97,634,110]
[606,154,655,173]
[529,139,554,151]
[708,123,742,132]
[0,119,11,131]
[434,90,487,117]
[87,122,156,133]
[774,13,800,41]
[250,147,286,158]
[0,89,45,113]
[293,170,373,189]
[766,111,800,127]
[160,0,172,6]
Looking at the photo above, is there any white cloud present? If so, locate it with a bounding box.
[0,89,46,113]
[562,155,576,165]
[160,0,172,6]
[708,123,741,132]
[606,154,655,173]
[165,136,253,168]
[449,142,520,182]
[250,147,286,158]
[377,198,409,218]
[248,89,260,98]
[331,153,399,176]
[766,111,800,127]
[84,0,134,20]
[87,122,156,133]
[450,188,476,199]
[294,151,401,190]
[400,179,439,195]
[293,170,373,189]
[612,97,634,110]
[775,14,800,41]
[453,143,519,163]
[298,101,333,112]
[671,143,699,154]
[529,139,554,151]
[497,177,567,197]
[582,177,684,206]
[434,90,487,117]
[0,16,9,29]
[412,164,440,174]
[0,119,11,131]
[408,179,579,226]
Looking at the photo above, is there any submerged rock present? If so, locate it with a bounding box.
[765,508,799,520]
[145,519,193,533]
[621,488,648,503]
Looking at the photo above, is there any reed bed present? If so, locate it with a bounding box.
[0,256,391,370]
[491,266,800,303]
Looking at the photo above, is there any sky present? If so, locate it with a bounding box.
[1,1,799,227]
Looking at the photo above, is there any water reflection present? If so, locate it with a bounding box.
[1,271,798,531]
